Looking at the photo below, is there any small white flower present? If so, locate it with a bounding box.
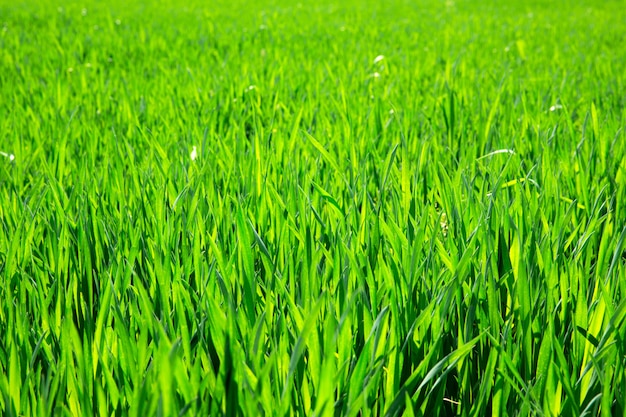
[550,104,563,112]
[0,151,14,161]
[373,55,385,64]
[190,146,198,161]
[389,109,395,115]
[440,212,449,237]
[372,72,380,78]
[248,85,257,91]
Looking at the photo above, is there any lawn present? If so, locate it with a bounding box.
[0,0,625,415]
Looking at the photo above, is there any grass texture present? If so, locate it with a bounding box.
[1,0,625,415]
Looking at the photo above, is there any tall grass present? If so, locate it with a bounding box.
[1,0,625,415]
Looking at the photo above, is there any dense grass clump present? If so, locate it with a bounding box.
[1,0,625,415]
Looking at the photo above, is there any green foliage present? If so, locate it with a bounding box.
[0,0,625,415]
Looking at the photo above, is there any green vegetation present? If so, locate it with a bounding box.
[1,0,625,415]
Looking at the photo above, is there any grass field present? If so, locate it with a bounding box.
[1,0,625,415]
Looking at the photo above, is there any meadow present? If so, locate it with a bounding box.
[1,0,625,415]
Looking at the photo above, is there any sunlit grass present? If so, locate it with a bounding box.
[1,0,625,415]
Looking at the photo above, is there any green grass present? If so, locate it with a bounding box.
[1,0,625,415]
